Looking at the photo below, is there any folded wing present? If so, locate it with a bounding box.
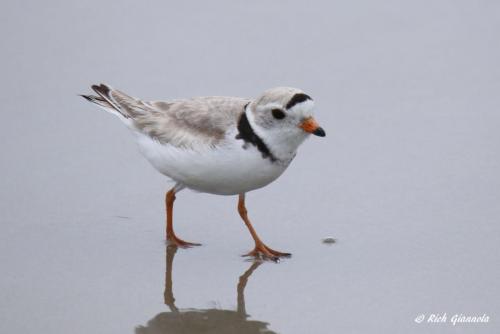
[82,84,250,148]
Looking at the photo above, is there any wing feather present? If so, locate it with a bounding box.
[86,84,250,148]
[141,96,250,148]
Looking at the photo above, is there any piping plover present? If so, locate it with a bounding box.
[81,84,325,259]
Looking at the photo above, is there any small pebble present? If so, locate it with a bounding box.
[322,237,336,244]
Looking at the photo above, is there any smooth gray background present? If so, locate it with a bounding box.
[1,1,499,333]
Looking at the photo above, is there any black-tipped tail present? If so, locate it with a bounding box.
[80,94,93,102]
[91,84,112,100]
[81,83,128,118]
[80,93,115,109]
[91,84,120,110]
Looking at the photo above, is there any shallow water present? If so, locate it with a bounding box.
[1,1,500,333]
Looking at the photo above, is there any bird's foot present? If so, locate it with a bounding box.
[243,243,291,261]
[166,234,201,248]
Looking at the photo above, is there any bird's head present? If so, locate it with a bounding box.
[246,87,325,160]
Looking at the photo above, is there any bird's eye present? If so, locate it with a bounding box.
[272,109,286,120]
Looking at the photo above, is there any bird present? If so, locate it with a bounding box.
[81,84,325,259]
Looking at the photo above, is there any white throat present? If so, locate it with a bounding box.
[244,105,308,163]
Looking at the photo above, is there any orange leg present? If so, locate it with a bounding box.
[237,193,291,260]
[165,187,201,247]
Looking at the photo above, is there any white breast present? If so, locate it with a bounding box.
[135,129,290,195]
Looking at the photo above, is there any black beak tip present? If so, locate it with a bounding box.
[313,127,326,137]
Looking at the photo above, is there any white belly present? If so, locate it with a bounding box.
[135,131,290,195]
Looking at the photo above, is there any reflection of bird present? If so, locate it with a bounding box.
[135,246,277,334]
[82,84,325,258]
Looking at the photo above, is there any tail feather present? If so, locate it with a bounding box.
[80,94,115,110]
[89,84,129,118]
[82,83,152,120]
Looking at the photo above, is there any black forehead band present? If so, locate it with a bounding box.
[285,93,312,110]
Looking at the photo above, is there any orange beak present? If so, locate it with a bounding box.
[299,117,326,137]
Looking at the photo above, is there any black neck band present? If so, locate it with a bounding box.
[236,105,276,162]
